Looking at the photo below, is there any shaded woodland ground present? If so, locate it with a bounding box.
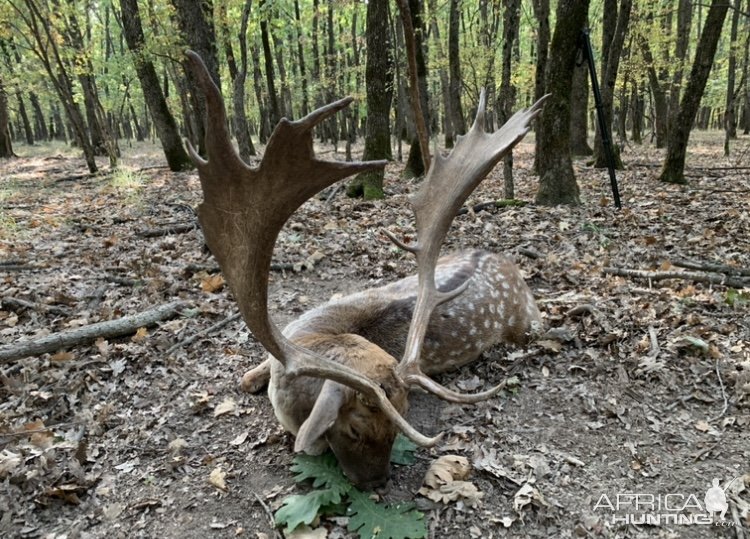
[1,131,749,538]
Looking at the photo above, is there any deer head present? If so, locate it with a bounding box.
[185,50,546,488]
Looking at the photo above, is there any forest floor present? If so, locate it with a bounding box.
[1,131,749,539]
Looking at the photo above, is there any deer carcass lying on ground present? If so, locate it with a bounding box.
[185,51,545,490]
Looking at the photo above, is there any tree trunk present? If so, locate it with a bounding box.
[448,0,466,141]
[640,38,668,148]
[658,0,729,184]
[593,0,631,169]
[120,0,192,171]
[294,0,310,117]
[570,55,593,156]
[724,0,741,156]
[14,0,97,172]
[630,81,643,144]
[667,0,692,140]
[532,0,550,173]
[0,75,14,158]
[171,0,220,156]
[535,0,589,206]
[29,93,48,141]
[399,0,431,178]
[499,0,520,199]
[347,0,393,200]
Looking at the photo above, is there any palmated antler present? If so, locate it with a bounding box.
[184,50,439,446]
[387,89,549,402]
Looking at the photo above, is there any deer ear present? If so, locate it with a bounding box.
[295,381,348,454]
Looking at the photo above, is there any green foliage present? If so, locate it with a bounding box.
[389,434,417,465]
[274,488,344,533]
[725,289,750,308]
[276,452,427,538]
[290,452,352,497]
[347,489,427,539]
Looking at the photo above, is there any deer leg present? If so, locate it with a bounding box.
[240,359,271,393]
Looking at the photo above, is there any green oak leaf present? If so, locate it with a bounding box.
[290,452,353,497]
[274,488,342,533]
[390,433,418,465]
[347,489,427,539]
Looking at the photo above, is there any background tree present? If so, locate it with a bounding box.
[119,0,192,171]
[498,0,521,199]
[347,0,393,200]
[658,0,729,184]
[536,0,590,206]
[592,0,632,169]
[0,74,14,157]
[171,0,220,156]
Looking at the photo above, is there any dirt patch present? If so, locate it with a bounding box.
[1,135,749,538]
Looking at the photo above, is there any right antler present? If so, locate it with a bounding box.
[389,90,548,401]
[185,51,438,446]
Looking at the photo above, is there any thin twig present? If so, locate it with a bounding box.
[709,359,729,422]
[251,490,282,539]
[603,267,749,288]
[166,312,243,355]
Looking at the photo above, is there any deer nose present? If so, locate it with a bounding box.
[353,476,392,494]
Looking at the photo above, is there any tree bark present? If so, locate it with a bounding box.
[593,0,631,169]
[532,0,550,173]
[658,0,729,184]
[119,0,192,171]
[570,57,593,155]
[535,0,589,206]
[0,75,14,157]
[448,0,466,141]
[667,0,693,139]
[724,0,741,155]
[171,0,220,156]
[398,0,431,178]
[499,0,520,199]
[294,0,310,117]
[639,37,668,148]
[347,0,393,200]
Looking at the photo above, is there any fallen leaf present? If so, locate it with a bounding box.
[201,273,226,293]
[214,397,237,417]
[287,525,328,539]
[131,326,148,343]
[210,466,228,491]
[51,350,75,362]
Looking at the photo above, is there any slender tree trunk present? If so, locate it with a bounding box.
[294,0,310,117]
[0,76,14,157]
[447,0,465,143]
[570,57,593,155]
[630,81,643,144]
[348,0,393,200]
[659,0,729,184]
[593,0,631,169]
[724,0,741,155]
[532,0,550,173]
[29,93,48,141]
[499,0,520,199]
[640,38,668,148]
[398,0,431,178]
[258,0,281,127]
[536,0,589,206]
[667,0,692,139]
[119,0,192,171]
[171,0,220,156]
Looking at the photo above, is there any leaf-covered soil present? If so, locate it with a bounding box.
[1,132,749,539]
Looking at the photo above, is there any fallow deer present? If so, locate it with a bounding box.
[184,51,545,490]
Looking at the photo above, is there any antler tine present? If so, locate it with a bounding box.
[185,51,445,447]
[395,91,548,398]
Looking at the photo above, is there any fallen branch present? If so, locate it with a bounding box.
[0,300,189,364]
[672,257,750,277]
[603,267,748,288]
[1,297,72,316]
[166,311,243,355]
[137,223,196,238]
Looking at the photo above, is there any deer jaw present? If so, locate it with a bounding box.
[268,333,408,490]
